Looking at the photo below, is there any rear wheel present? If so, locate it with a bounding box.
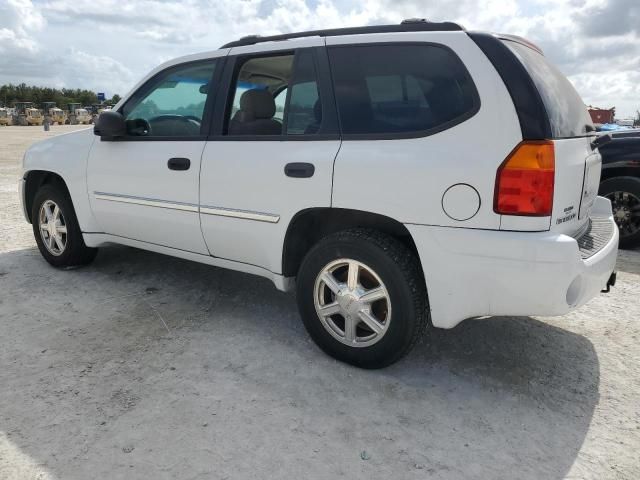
[600,176,640,249]
[32,184,98,267]
[296,229,428,368]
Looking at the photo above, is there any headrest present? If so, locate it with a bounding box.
[240,89,275,119]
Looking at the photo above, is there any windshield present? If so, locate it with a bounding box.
[503,40,594,138]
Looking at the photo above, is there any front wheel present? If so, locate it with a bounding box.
[32,184,98,268]
[296,229,429,369]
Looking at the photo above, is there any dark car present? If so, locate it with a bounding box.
[598,131,640,249]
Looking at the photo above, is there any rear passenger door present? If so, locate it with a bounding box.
[199,40,341,274]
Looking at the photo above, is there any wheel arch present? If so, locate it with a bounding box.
[282,207,421,278]
[600,166,640,184]
[23,170,72,224]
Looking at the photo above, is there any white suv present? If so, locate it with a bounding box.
[20,21,619,368]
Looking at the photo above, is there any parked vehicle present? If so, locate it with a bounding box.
[74,108,92,125]
[49,107,67,125]
[41,102,56,123]
[12,102,36,126]
[598,131,640,248]
[87,104,112,124]
[25,108,43,126]
[0,107,11,125]
[20,21,618,368]
[598,123,631,132]
[64,103,91,125]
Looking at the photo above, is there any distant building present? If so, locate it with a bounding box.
[616,118,634,127]
[588,106,615,124]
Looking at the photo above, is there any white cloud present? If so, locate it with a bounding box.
[0,0,45,54]
[0,0,135,94]
[0,0,638,117]
[53,48,136,95]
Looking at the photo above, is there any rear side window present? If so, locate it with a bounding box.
[225,50,323,137]
[286,51,322,135]
[328,44,479,137]
[503,41,594,138]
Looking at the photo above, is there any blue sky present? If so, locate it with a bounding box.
[1,0,638,117]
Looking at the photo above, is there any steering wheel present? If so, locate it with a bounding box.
[146,115,202,136]
[126,118,151,136]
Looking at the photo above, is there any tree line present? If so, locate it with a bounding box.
[0,84,121,108]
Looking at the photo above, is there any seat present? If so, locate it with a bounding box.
[229,89,282,135]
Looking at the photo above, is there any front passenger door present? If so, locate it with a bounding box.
[87,56,224,254]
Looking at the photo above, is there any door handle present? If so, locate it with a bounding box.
[284,162,315,178]
[168,157,191,171]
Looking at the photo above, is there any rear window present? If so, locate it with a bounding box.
[328,44,479,137]
[503,41,593,138]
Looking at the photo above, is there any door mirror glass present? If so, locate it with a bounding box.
[94,110,126,140]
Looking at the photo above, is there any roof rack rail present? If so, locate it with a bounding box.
[219,20,464,49]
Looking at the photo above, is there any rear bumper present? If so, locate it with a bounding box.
[407,196,619,329]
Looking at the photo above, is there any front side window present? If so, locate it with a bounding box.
[328,44,479,136]
[121,60,217,138]
[225,50,323,136]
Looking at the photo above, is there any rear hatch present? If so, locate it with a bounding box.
[502,39,599,236]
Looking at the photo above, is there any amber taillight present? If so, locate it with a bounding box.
[494,141,555,216]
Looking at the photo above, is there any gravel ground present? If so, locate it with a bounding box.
[1,125,639,480]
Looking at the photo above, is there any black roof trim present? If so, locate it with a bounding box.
[219,21,464,49]
[468,32,552,140]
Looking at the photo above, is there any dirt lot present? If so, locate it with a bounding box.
[0,125,639,479]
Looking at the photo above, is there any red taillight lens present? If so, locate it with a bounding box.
[494,141,555,216]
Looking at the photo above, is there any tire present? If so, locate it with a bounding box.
[31,184,98,268]
[296,229,429,369]
[599,176,640,249]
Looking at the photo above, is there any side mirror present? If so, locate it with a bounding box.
[94,110,126,140]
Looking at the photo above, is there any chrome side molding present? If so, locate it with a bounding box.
[93,192,280,223]
[200,205,280,223]
[93,192,199,213]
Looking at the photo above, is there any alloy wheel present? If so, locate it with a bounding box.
[606,191,640,238]
[38,200,68,256]
[313,258,391,348]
